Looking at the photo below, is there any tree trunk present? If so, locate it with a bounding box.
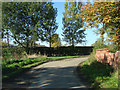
[26,28,30,55]
[101,35,104,45]
[26,32,29,55]
[71,37,74,55]
[26,40,29,55]
[72,37,74,47]
[7,29,9,47]
[49,35,52,57]
[101,23,105,45]
[50,39,51,48]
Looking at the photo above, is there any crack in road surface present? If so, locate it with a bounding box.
[3,57,89,88]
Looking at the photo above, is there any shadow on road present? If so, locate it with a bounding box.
[3,66,87,88]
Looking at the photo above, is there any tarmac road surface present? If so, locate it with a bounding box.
[3,57,89,88]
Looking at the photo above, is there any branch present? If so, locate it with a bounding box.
[9,34,26,48]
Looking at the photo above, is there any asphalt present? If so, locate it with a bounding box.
[3,57,89,88]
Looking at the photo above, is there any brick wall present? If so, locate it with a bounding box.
[95,48,120,69]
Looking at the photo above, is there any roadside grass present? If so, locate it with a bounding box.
[2,55,88,81]
[47,55,88,60]
[79,54,118,88]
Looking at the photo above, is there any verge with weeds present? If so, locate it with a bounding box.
[79,55,118,88]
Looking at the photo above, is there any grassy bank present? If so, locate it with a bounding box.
[2,55,87,81]
[78,54,118,88]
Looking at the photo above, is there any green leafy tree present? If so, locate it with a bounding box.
[49,34,61,48]
[41,2,58,48]
[62,0,86,47]
[2,2,57,54]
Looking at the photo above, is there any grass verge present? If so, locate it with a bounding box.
[77,54,118,88]
[2,55,87,81]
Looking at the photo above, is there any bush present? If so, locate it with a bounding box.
[2,46,27,61]
[2,47,12,60]
[108,43,119,53]
[93,39,108,52]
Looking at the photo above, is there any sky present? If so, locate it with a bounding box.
[36,2,100,46]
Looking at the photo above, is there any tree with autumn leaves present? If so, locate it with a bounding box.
[81,2,120,48]
[49,34,61,48]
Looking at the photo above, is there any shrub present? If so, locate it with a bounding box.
[2,47,12,60]
[93,39,108,53]
[2,46,27,61]
[108,43,119,53]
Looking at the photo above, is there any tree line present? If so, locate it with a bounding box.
[2,1,120,54]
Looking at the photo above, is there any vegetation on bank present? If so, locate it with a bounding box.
[80,54,118,88]
[78,39,119,88]
[2,55,87,81]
